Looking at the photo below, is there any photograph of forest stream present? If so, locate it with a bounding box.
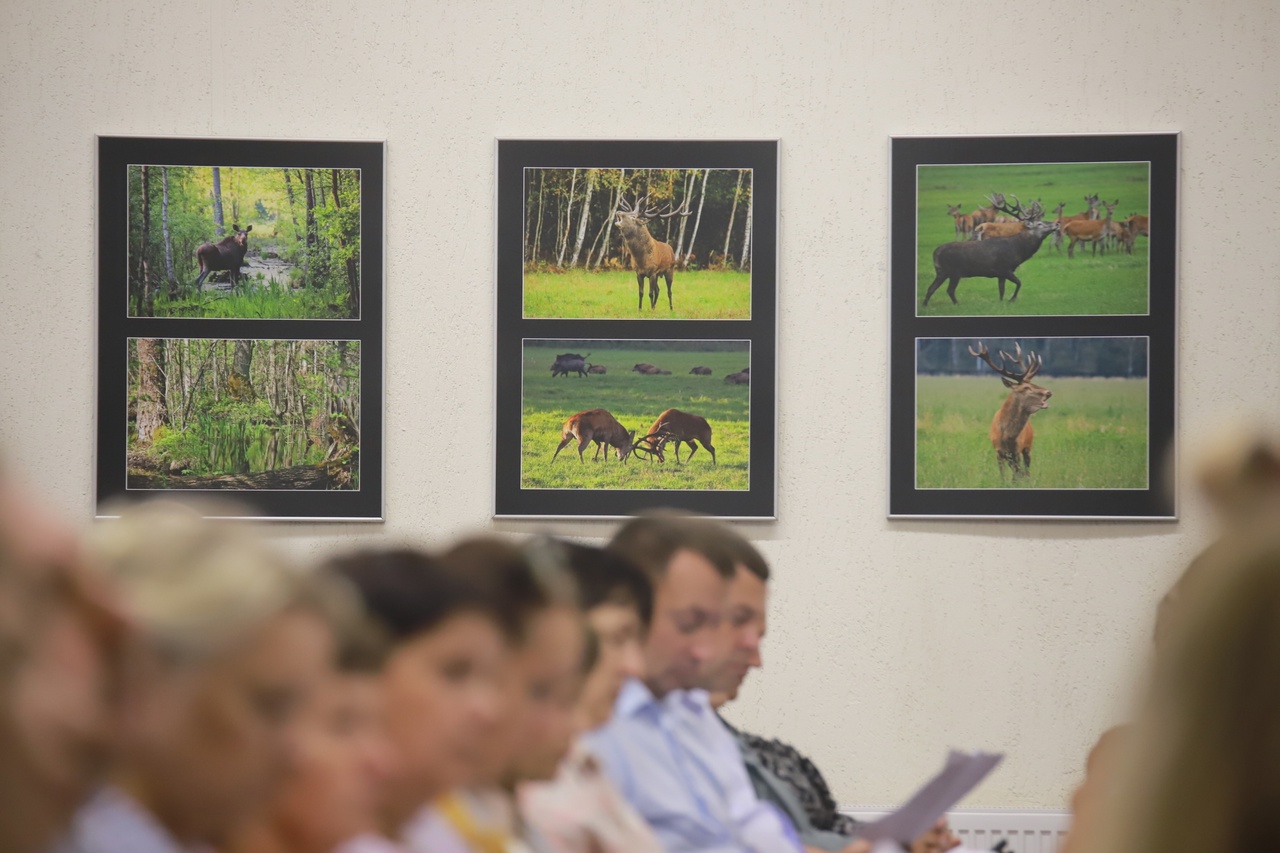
[125,339,360,491]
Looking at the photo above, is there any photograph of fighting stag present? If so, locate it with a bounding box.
[913,337,1149,489]
[915,162,1150,316]
[522,168,753,320]
[521,340,750,490]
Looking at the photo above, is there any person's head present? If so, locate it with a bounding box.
[704,535,770,708]
[230,606,395,853]
[88,500,337,846]
[329,547,509,826]
[1090,526,1280,853]
[558,542,652,731]
[442,537,584,787]
[0,466,127,853]
[608,513,736,698]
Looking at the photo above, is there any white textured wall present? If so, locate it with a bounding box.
[3,0,1279,810]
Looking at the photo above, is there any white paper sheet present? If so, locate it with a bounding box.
[853,750,1003,843]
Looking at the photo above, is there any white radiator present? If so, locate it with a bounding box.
[845,808,1070,853]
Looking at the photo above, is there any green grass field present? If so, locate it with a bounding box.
[524,269,750,319]
[915,162,1149,316]
[916,375,1148,489]
[522,346,750,490]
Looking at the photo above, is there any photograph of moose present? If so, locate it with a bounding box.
[522,168,754,320]
[915,337,1149,489]
[124,338,360,492]
[521,339,750,490]
[126,164,363,319]
[913,161,1150,316]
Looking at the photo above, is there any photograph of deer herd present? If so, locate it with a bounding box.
[916,161,1150,317]
[521,340,750,491]
[522,168,753,320]
[125,338,360,492]
[915,337,1149,490]
[127,165,362,320]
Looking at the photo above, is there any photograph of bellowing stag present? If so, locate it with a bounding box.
[195,224,253,291]
[552,409,636,463]
[923,194,1057,306]
[969,342,1051,479]
[615,195,691,311]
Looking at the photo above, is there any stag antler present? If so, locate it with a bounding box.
[985,192,1044,223]
[969,341,1042,382]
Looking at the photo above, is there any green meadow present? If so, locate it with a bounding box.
[916,375,1148,489]
[524,269,750,319]
[915,162,1150,316]
[522,345,750,490]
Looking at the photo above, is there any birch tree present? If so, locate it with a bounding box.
[722,169,744,265]
[211,167,225,237]
[739,173,753,272]
[556,168,578,267]
[568,170,594,267]
[684,169,709,265]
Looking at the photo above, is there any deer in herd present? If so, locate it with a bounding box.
[636,409,716,465]
[971,202,997,227]
[1048,194,1100,253]
[947,204,974,241]
[923,193,1058,305]
[969,342,1051,479]
[1061,199,1117,259]
[615,195,691,311]
[195,224,253,291]
[552,409,636,463]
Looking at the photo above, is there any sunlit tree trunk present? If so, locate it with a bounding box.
[136,166,153,315]
[161,167,177,297]
[568,170,594,267]
[739,175,753,272]
[211,167,225,237]
[136,338,167,445]
[684,170,709,265]
[722,169,744,264]
[531,171,546,264]
[557,168,578,267]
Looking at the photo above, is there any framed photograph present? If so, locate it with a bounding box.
[890,134,1177,519]
[97,136,384,520]
[496,140,777,518]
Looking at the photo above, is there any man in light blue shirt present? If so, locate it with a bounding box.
[584,514,804,853]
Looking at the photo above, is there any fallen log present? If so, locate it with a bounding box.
[127,464,336,491]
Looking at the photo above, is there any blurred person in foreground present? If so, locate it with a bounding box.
[583,513,807,853]
[325,547,513,852]
[703,532,950,853]
[1071,437,1280,853]
[364,538,583,853]
[516,542,665,853]
[0,462,127,853]
[222,603,397,853]
[57,500,339,853]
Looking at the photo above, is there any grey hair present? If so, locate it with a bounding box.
[89,499,323,667]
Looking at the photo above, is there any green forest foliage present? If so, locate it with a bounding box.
[128,339,360,486]
[127,166,361,319]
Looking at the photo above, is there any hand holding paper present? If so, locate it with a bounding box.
[853,750,1003,844]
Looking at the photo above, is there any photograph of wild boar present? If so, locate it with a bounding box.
[915,337,1148,489]
[914,161,1150,316]
[521,340,750,490]
[126,164,363,319]
[522,168,753,320]
[124,339,360,491]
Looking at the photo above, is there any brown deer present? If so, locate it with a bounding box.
[947,204,974,241]
[1122,213,1149,238]
[615,195,691,311]
[1061,199,1118,258]
[552,409,636,463]
[638,409,716,465]
[968,342,1051,479]
[971,202,997,227]
[195,224,253,291]
[923,193,1058,305]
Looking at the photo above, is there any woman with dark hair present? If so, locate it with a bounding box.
[517,542,666,853]
[327,547,512,852]
[403,537,585,853]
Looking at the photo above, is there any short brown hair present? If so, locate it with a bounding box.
[608,512,736,582]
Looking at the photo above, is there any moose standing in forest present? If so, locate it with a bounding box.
[615,196,690,311]
[969,341,1051,479]
[195,224,253,292]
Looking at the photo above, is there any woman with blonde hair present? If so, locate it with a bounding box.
[57,500,341,853]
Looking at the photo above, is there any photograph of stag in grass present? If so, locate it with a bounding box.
[126,165,362,319]
[915,337,1148,489]
[521,340,750,490]
[914,161,1150,316]
[125,338,360,491]
[522,168,753,319]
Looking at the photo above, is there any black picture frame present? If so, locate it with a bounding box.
[889,133,1177,519]
[96,136,384,520]
[495,139,777,518]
